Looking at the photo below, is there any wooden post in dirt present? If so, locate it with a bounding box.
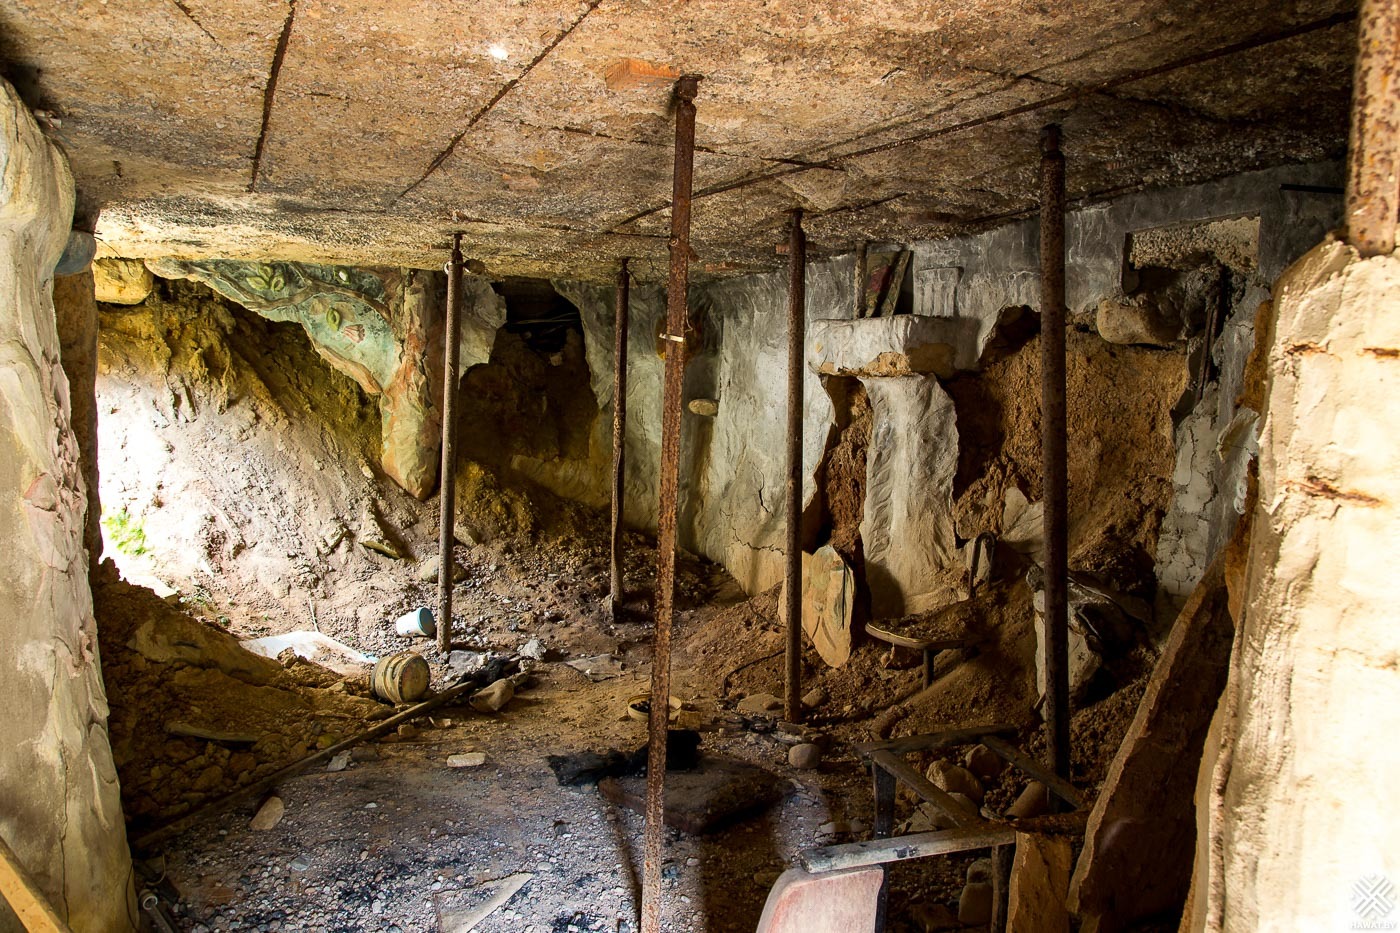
[784,209,806,725]
[437,233,463,656]
[609,258,631,619]
[1039,125,1071,782]
[641,74,701,933]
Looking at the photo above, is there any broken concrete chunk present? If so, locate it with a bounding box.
[737,693,784,715]
[447,752,488,768]
[250,796,285,830]
[470,678,515,713]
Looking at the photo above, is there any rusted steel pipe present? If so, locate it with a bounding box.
[854,240,868,318]
[1345,0,1398,257]
[437,233,463,656]
[609,258,631,619]
[641,73,701,933]
[1039,125,1071,782]
[784,209,806,725]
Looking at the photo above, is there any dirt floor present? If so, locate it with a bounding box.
[93,280,1160,932]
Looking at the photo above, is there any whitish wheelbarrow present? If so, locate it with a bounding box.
[754,866,885,933]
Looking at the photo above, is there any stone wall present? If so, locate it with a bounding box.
[1186,239,1399,929]
[0,81,135,931]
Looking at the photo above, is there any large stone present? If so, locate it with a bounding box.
[780,544,855,667]
[0,80,136,930]
[93,257,154,305]
[957,881,993,924]
[809,316,965,378]
[925,760,984,805]
[1095,296,1182,346]
[469,678,515,713]
[1007,832,1073,933]
[859,376,962,617]
[1184,240,1400,932]
[1067,560,1231,929]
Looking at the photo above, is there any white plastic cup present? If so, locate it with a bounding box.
[394,607,436,638]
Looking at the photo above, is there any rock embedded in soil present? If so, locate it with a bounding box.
[926,760,985,805]
[417,556,466,583]
[801,687,827,709]
[447,752,487,768]
[1008,781,1052,819]
[249,796,285,830]
[737,693,783,715]
[958,881,994,924]
[470,678,515,713]
[964,744,1006,782]
[788,744,822,770]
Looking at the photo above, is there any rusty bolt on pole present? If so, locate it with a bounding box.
[1039,125,1071,783]
[784,209,806,725]
[437,233,464,656]
[609,258,631,620]
[641,73,701,933]
[1344,0,1399,258]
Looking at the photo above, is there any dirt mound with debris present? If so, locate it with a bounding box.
[946,330,1187,600]
[94,572,391,830]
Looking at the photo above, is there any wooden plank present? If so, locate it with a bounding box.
[856,724,1016,757]
[864,625,966,652]
[0,836,68,933]
[801,825,1016,873]
[980,735,1086,810]
[868,750,977,827]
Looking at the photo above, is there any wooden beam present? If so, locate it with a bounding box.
[802,825,1016,874]
[0,836,68,933]
[868,749,978,827]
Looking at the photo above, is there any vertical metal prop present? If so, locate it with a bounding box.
[854,240,868,318]
[641,74,700,933]
[784,209,806,725]
[609,258,631,619]
[437,233,463,656]
[1039,125,1071,782]
[1345,0,1398,257]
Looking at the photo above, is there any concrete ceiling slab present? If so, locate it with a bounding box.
[0,0,1358,281]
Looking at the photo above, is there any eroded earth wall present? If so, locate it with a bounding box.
[0,81,135,931]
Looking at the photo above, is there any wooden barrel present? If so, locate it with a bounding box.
[372,651,430,704]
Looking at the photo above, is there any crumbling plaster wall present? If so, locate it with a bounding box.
[0,81,135,931]
[1188,239,1399,930]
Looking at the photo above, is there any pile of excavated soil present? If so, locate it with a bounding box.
[946,330,1187,601]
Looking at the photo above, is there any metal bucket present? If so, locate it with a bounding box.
[394,607,436,638]
[373,651,430,704]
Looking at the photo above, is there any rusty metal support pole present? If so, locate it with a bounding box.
[784,209,806,725]
[1039,125,1071,782]
[854,240,868,318]
[437,233,463,656]
[608,258,631,619]
[1345,0,1399,258]
[641,74,700,933]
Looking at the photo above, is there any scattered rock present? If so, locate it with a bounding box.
[396,723,418,739]
[447,753,488,768]
[788,743,822,770]
[289,855,311,872]
[350,746,380,762]
[519,638,545,661]
[926,760,985,805]
[801,687,827,709]
[737,693,783,715]
[958,881,993,925]
[417,556,466,584]
[470,678,515,713]
[1008,781,1051,819]
[967,857,993,884]
[964,744,1006,782]
[250,796,285,830]
[326,751,351,772]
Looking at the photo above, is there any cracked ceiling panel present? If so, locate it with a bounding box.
[0,0,288,199]
[0,0,1359,280]
[254,0,587,207]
